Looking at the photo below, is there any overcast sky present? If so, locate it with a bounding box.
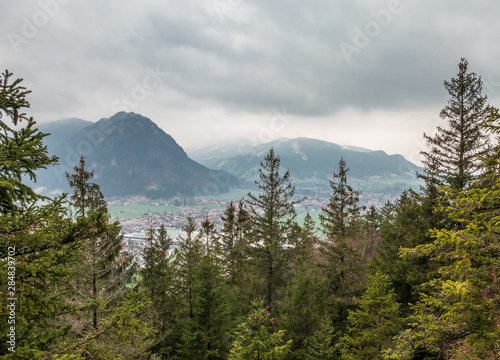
[2,1,499,164]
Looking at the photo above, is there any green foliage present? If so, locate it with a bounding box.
[319,158,366,328]
[279,214,327,359]
[0,71,153,359]
[341,271,401,359]
[178,217,231,360]
[0,69,57,214]
[303,314,337,360]
[174,216,204,320]
[388,161,500,358]
[60,158,155,358]
[180,255,230,359]
[0,70,80,358]
[66,155,107,217]
[220,201,251,286]
[142,224,177,358]
[0,200,82,358]
[246,148,302,314]
[280,266,326,359]
[228,299,292,360]
[59,291,154,359]
[372,190,439,312]
[360,205,382,259]
[4,59,500,359]
[320,157,364,240]
[220,201,253,321]
[421,58,491,192]
[66,160,138,329]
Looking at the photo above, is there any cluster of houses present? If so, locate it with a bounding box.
[115,190,395,266]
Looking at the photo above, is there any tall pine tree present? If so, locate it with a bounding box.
[142,223,177,358]
[228,299,292,360]
[319,158,365,331]
[246,148,301,315]
[66,155,107,217]
[174,216,204,322]
[421,58,491,191]
[220,201,252,321]
[0,70,83,358]
[372,190,439,315]
[341,271,401,359]
[280,214,326,359]
[178,217,231,360]
[388,127,500,359]
[63,157,153,358]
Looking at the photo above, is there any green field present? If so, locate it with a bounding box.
[294,211,322,234]
[351,177,423,193]
[108,189,255,220]
[194,188,250,201]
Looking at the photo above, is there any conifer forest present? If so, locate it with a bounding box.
[2,58,500,359]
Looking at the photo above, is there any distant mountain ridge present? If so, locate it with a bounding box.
[34,112,239,198]
[190,137,422,182]
[33,113,422,201]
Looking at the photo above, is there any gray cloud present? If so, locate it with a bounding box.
[1,0,499,160]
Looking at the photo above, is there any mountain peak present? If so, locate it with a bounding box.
[32,112,239,198]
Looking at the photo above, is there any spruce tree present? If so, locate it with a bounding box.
[372,190,439,314]
[178,217,230,360]
[421,58,491,191]
[142,223,177,358]
[0,70,57,214]
[228,299,292,360]
[361,205,381,259]
[220,201,252,322]
[220,201,251,285]
[201,215,219,253]
[388,145,500,359]
[65,158,134,331]
[280,214,326,359]
[303,314,337,360]
[246,148,302,314]
[320,158,363,240]
[66,155,106,217]
[174,215,203,358]
[296,213,317,264]
[0,69,152,359]
[174,216,204,321]
[221,201,238,284]
[341,271,401,359]
[236,201,252,240]
[319,158,365,328]
[0,70,82,358]
[63,157,153,358]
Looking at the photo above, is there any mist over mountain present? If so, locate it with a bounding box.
[34,112,239,198]
[38,117,92,155]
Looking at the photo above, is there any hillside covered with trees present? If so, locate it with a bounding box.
[2,58,500,359]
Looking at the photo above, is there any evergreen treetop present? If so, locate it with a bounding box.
[228,299,292,360]
[421,58,492,191]
[320,157,363,240]
[246,148,302,314]
[0,69,57,214]
[66,155,107,218]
